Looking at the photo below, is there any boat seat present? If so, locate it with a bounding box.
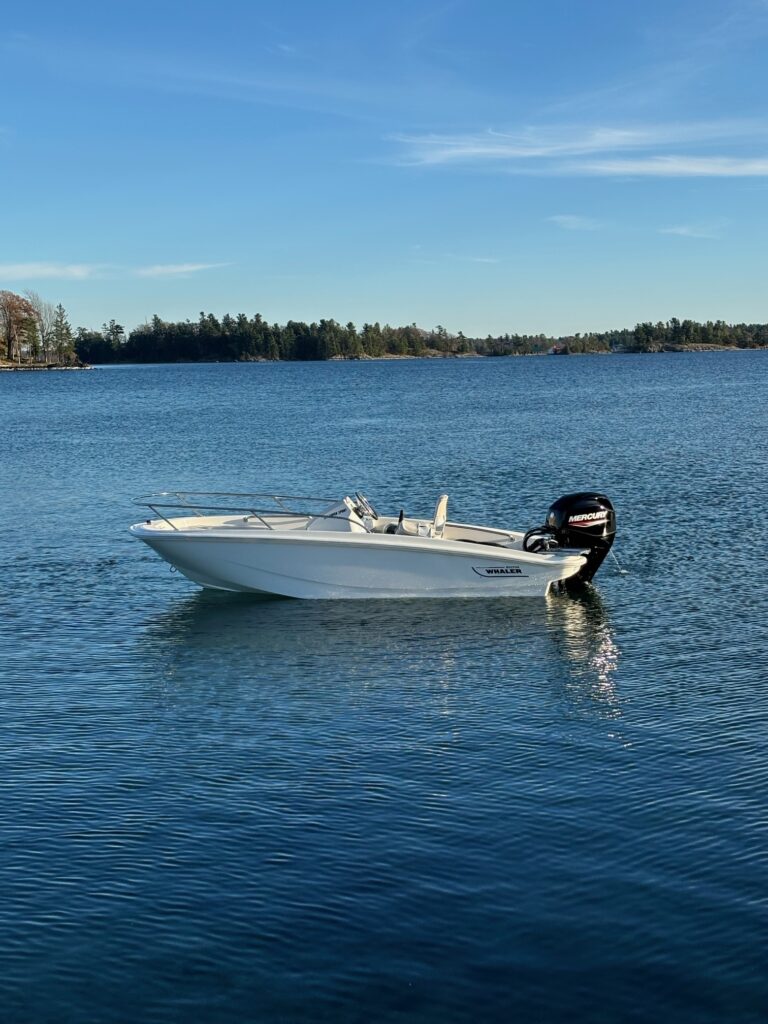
[431,494,448,539]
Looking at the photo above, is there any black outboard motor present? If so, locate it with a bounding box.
[523,492,616,586]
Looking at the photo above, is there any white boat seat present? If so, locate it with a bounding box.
[394,518,424,537]
[431,494,448,539]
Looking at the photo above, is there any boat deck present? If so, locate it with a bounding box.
[133,512,526,546]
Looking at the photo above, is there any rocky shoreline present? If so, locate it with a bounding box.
[0,362,92,372]
[0,346,761,371]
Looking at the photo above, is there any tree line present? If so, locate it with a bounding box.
[2,289,767,366]
[72,312,768,362]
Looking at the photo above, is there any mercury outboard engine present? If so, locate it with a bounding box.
[523,492,616,586]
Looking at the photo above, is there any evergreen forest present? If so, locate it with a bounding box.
[72,313,768,364]
[2,290,767,366]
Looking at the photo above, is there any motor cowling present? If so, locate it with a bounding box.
[545,492,616,585]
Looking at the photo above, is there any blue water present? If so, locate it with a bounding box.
[1,353,766,1023]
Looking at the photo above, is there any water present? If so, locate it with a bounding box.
[1,353,766,1023]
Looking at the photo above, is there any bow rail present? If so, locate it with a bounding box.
[133,490,342,531]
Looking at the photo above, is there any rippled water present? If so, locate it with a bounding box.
[1,354,766,1023]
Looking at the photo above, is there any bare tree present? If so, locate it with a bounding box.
[0,291,37,363]
[24,290,56,363]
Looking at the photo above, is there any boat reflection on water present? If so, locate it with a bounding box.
[140,587,621,713]
[546,588,622,715]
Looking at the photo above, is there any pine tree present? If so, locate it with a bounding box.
[52,304,75,363]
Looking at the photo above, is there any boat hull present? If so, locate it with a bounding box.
[130,524,587,599]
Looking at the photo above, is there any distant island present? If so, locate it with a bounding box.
[1,289,766,368]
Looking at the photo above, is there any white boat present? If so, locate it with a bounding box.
[130,490,616,599]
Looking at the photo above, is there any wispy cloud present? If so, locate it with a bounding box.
[0,261,231,282]
[577,156,768,177]
[392,121,768,178]
[547,214,600,231]
[392,125,676,165]
[134,262,231,278]
[539,4,768,120]
[1,31,419,126]
[659,221,727,239]
[0,262,100,280]
[393,121,758,164]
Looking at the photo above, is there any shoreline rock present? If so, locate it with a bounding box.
[0,362,92,372]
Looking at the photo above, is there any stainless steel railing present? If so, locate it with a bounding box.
[133,491,351,532]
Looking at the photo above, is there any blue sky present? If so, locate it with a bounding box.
[2,0,768,335]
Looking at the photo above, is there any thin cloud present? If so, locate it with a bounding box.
[0,262,100,280]
[3,32,419,126]
[393,125,673,165]
[539,4,768,121]
[0,261,232,282]
[392,120,761,167]
[577,156,768,177]
[659,221,726,239]
[392,121,768,178]
[547,214,600,231]
[134,262,231,278]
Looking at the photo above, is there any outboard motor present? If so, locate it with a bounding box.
[523,492,616,586]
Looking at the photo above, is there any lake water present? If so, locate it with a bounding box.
[1,353,766,1023]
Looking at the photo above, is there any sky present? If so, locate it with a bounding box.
[2,0,768,336]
